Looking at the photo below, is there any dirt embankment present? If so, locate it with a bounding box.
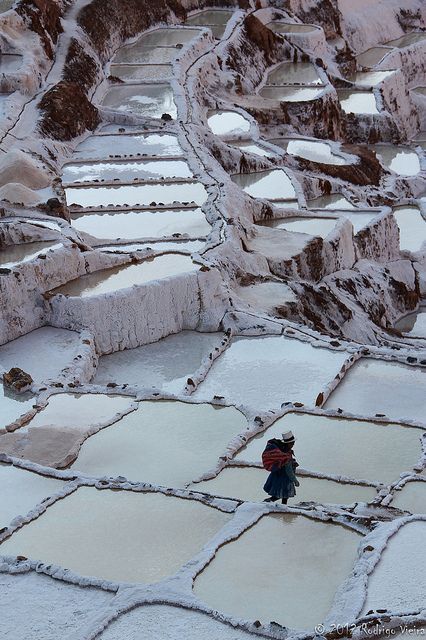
[38,81,100,140]
[16,0,71,58]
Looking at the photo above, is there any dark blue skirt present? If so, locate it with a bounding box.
[263,468,297,499]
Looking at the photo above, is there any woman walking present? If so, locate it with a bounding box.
[262,430,299,504]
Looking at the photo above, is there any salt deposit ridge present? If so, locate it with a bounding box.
[0,0,426,638]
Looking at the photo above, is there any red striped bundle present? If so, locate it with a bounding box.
[262,441,292,471]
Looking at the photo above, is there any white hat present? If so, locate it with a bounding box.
[282,430,295,443]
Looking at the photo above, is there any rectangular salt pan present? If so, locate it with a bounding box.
[52,254,198,297]
[260,86,323,102]
[207,111,250,136]
[74,134,182,160]
[231,142,275,157]
[348,70,395,86]
[393,206,426,252]
[390,481,426,514]
[338,90,379,114]
[395,307,426,338]
[192,335,348,413]
[109,64,172,82]
[63,159,192,184]
[307,194,355,210]
[235,412,422,484]
[261,216,337,238]
[65,181,207,208]
[232,169,296,200]
[325,358,426,424]
[266,62,322,86]
[0,487,231,584]
[0,383,33,429]
[386,32,426,48]
[286,139,347,165]
[0,241,62,269]
[71,208,210,240]
[115,28,202,53]
[99,240,203,254]
[101,84,177,120]
[356,47,392,68]
[375,147,420,176]
[268,22,317,34]
[113,46,177,65]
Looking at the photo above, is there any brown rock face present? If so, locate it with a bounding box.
[296,146,384,187]
[38,81,100,141]
[63,38,99,91]
[3,367,33,392]
[16,0,69,58]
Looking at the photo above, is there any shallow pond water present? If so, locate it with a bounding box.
[113,47,177,64]
[94,331,223,391]
[231,141,275,157]
[194,513,361,630]
[348,70,395,86]
[356,47,392,68]
[325,358,426,424]
[260,86,324,102]
[338,211,379,233]
[232,169,296,200]
[0,54,23,73]
[192,335,348,413]
[391,481,426,514]
[0,383,33,429]
[109,64,173,82]
[0,241,62,269]
[65,181,207,208]
[268,22,317,34]
[284,139,347,165]
[0,463,64,529]
[101,84,177,119]
[73,133,182,160]
[393,206,426,252]
[272,200,299,209]
[235,412,422,483]
[72,400,247,485]
[386,32,426,49]
[0,487,231,583]
[234,280,297,314]
[260,216,337,238]
[99,239,203,254]
[184,9,233,38]
[362,521,426,614]
[307,194,356,209]
[375,146,420,176]
[207,110,251,136]
[0,0,14,11]
[190,467,377,505]
[395,307,426,338]
[63,159,193,184]
[21,218,62,232]
[266,62,321,86]
[0,326,81,382]
[113,28,202,64]
[337,90,379,114]
[53,255,198,297]
[72,208,210,240]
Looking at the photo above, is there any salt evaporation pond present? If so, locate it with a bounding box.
[0,383,33,428]
[307,194,355,209]
[72,208,210,240]
[231,141,275,157]
[393,206,426,252]
[192,336,348,412]
[109,64,172,82]
[53,255,199,297]
[118,27,202,50]
[94,331,222,391]
[99,240,203,254]
[363,521,426,613]
[356,47,392,68]
[72,401,247,486]
[325,359,426,424]
[234,281,297,315]
[391,481,426,514]
[73,133,182,160]
[232,169,296,200]
[191,467,377,505]
[339,211,379,233]
[0,241,62,269]
[0,488,231,583]
[348,70,395,86]
[113,47,176,64]
[0,0,14,11]
[65,181,207,208]
[99,604,255,640]
[282,139,347,165]
[386,32,426,49]
[268,22,318,34]
[395,307,426,338]
[235,412,421,483]
[260,216,337,238]
[265,62,322,85]
[101,84,177,119]
[184,9,233,38]
[62,159,192,184]
[0,326,81,382]
[22,218,61,232]
[375,146,420,176]
[260,86,323,102]
[207,111,250,136]
[272,200,299,209]
[194,513,360,630]
[0,54,23,73]
[338,90,379,114]
[0,463,64,529]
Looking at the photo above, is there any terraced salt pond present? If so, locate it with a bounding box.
[307,194,355,209]
[260,216,337,238]
[356,47,392,68]
[101,84,177,119]
[337,90,379,114]
[393,206,426,252]
[0,241,62,269]
[192,336,348,413]
[260,86,324,102]
[268,22,318,34]
[72,401,247,485]
[0,383,33,428]
[395,307,426,338]
[207,110,250,136]
[325,359,426,424]
[348,70,395,86]
[72,208,210,240]
[391,481,426,514]
[0,464,64,529]
[232,169,296,200]
[0,54,23,73]
[118,27,203,51]
[109,64,172,82]
[94,331,222,391]
[53,255,199,297]
[62,159,193,184]
[265,62,322,86]
[386,32,426,49]
[231,142,275,157]
[194,514,361,630]
[184,9,233,38]
[191,467,377,504]
[234,280,297,315]
[99,240,203,254]
[274,138,347,165]
[374,146,420,176]
[235,412,422,483]
[65,181,207,208]
[338,211,379,233]
[113,47,176,64]
[0,488,231,583]
[73,133,182,160]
